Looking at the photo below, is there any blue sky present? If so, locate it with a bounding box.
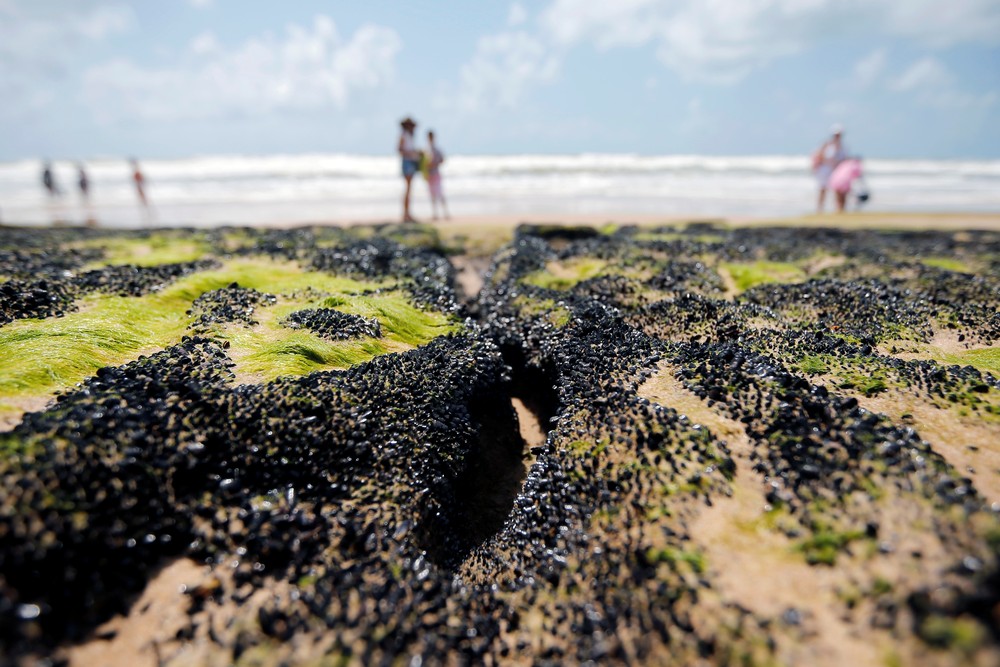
[1,0,999,160]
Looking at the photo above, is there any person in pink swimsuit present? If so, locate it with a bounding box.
[425,130,449,220]
[828,158,864,212]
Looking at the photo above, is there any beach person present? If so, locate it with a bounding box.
[398,117,421,223]
[77,163,98,227]
[424,130,449,220]
[811,124,847,213]
[130,158,153,222]
[77,163,90,201]
[828,157,866,213]
[42,161,60,198]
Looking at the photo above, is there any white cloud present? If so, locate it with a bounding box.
[441,0,1000,121]
[853,49,887,88]
[449,30,559,111]
[890,57,953,92]
[0,1,133,121]
[188,0,213,8]
[83,16,402,122]
[189,31,219,55]
[888,56,995,111]
[0,2,133,72]
[536,0,1000,83]
[507,2,528,27]
[884,0,1000,47]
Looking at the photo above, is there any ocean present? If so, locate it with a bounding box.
[1,153,999,227]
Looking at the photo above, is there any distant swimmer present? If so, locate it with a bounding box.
[811,124,847,213]
[424,130,450,221]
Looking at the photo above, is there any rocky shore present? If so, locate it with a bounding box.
[0,221,998,666]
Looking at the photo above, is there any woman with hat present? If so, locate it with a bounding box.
[398,117,421,223]
[811,123,847,213]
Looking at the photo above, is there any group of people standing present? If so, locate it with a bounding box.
[41,158,151,226]
[812,124,868,213]
[398,117,449,223]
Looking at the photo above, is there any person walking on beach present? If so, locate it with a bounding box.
[41,161,60,198]
[41,161,68,225]
[424,130,449,221]
[811,124,847,213]
[398,117,421,223]
[130,158,152,223]
[77,163,90,202]
[77,163,98,227]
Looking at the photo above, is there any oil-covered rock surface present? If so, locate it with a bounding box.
[0,222,998,666]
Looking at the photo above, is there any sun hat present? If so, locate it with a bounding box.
[830,123,844,136]
[400,117,416,128]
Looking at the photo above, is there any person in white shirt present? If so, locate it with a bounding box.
[811,124,847,213]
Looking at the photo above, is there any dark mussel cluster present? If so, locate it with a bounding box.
[468,223,1000,662]
[0,247,104,280]
[282,308,382,340]
[313,237,458,314]
[0,258,218,326]
[73,259,220,297]
[0,337,235,650]
[1,222,999,665]
[0,277,77,325]
[0,328,530,661]
[187,282,277,331]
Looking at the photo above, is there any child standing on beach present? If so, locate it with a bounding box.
[828,157,867,213]
[424,130,449,220]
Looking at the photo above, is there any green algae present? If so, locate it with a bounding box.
[796,528,867,566]
[721,261,806,293]
[521,258,608,291]
[511,295,572,327]
[0,258,456,403]
[941,347,1000,375]
[644,546,707,574]
[76,232,212,268]
[920,257,971,273]
[217,290,459,382]
[796,355,829,375]
[918,615,986,654]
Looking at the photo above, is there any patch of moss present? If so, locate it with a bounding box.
[76,232,212,268]
[216,288,456,381]
[941,347,1000,375]
[511,296,572,328]
[797,529,866,565]
[644,547,706,574]
[920,257,970,273]
[797,355,829,375]
[521,258,608,291]
[918,615,985,654]
[720,261,806,293]
[871,577,893,596]
[0,259,451,403]
[335,291,459,347]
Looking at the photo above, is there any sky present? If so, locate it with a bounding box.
[1,0,999,161]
